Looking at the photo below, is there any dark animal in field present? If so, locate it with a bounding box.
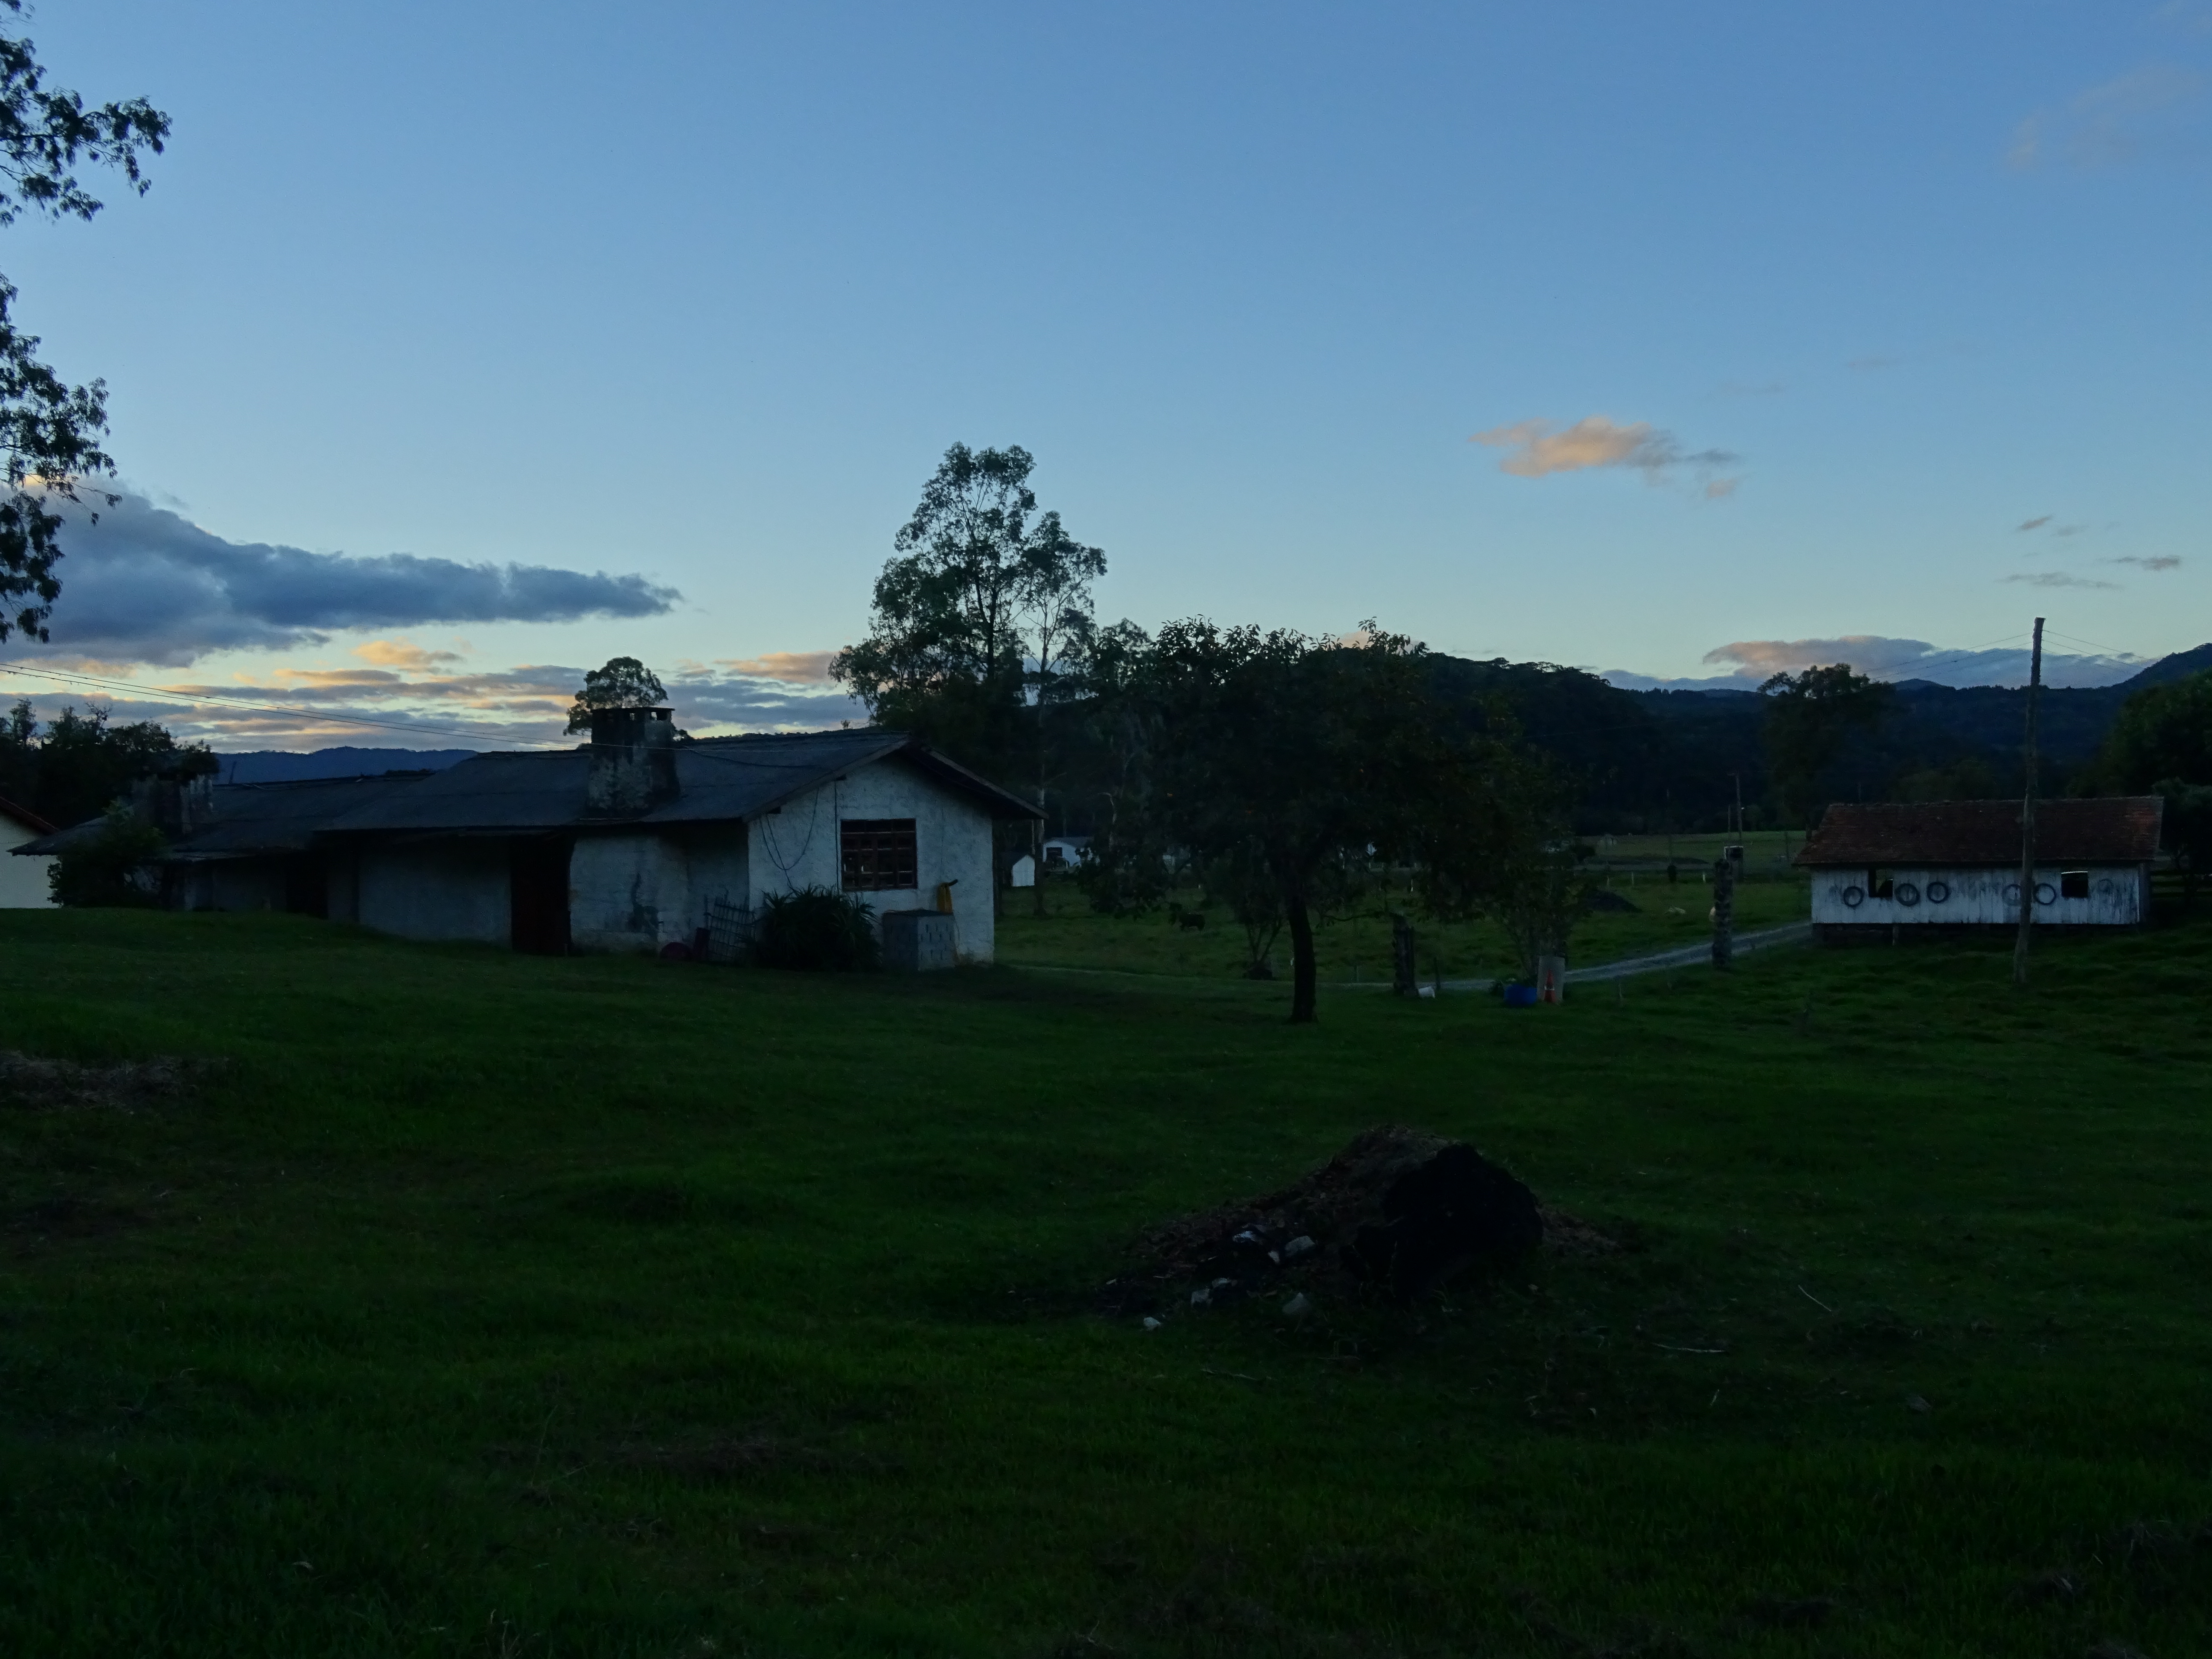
[1586,889,1640,914]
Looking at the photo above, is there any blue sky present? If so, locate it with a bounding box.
[2,0,2207,744]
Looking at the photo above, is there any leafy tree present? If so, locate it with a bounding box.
[1490,834,1598,983]
[48,800,164,907]
[1081,620,1534,1024]
[565,657,668,733]
[0,696,211,827]
[2154,778,2212,908]
[0,3,168,640]
[1758,664,1894,827]
[832,443,1103,904]
[2097,669,2212,795]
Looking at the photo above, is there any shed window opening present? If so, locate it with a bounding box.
[841,818,918,891]
[1866,867,1895,901]
[2060,870,2090,900]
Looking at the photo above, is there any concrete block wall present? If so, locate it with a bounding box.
[745,759,998,962]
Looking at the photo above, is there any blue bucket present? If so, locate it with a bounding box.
[1502,983,1539,1008]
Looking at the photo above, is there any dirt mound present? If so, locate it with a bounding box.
[1121,1125,1547,1310]
[0,1051,216,1113]
[1586,888,1641,913]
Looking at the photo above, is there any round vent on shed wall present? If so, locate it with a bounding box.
[1895,882,1921,907]
[1841,885,1865,908]
[1926,881,1950,904]
[2034,882,2057,905]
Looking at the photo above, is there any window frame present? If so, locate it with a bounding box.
[839,817,919,893]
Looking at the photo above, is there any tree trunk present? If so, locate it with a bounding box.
[1286,888,1317,1024]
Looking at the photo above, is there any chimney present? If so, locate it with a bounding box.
[586,707,680,816]
[129,767,214,838]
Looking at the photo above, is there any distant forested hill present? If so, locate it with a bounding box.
[1424,643,2212,835]
[212,748,479,783]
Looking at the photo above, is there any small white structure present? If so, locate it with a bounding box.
[1041,835,1091,869]
[0,794,56,907]
[1007,853,1036,888]
[1797,797,2163,940]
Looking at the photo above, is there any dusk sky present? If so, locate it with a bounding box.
[3,0,2208,746]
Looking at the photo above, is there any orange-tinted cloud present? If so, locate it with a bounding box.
[1470,415,1736,490]
[716,650,839,684]
[355,638,465,669]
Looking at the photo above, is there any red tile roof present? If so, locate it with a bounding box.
[1796,797,2163,867]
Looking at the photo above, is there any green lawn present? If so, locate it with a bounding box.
[995,872,1809,982]
[2,908,2209,1657]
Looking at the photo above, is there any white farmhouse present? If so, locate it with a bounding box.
[1796,797,2164,941]
[0,793,56,907]
[13,714,1040,962]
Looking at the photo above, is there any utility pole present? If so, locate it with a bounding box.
[2012,617,2045,987]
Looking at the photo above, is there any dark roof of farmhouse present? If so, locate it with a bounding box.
[322,729,1040,835]
[1795,797,2165,867]
[13,774,426,859]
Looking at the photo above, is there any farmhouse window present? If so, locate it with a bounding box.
[841,818,918,891]
[2060,870,2090,899]
[1866,867,1896,901]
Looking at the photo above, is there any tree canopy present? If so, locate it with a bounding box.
[1078,620,1538,1023]
[565,657,668,734]
[0,3,168,641]
[832,442,1103,786]
[1758,664,1894,826]
[2097,669,2212,795]
[0,697,212,829]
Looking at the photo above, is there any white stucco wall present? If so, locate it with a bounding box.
[358,840,511,943]
[1810,864,2148,927]
[570,828,748,952]
[745,758,999,962]
[0,818,54,907]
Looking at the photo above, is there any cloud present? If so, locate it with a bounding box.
[1,653,864,752]
[2009,63,2206,170]
[1598,633,2151,691]
[18,487,680,666]
[354,638,465,669]
[714,650,839,684]
[1718,380,1786,397]
[1469,416,1737,490]
[2110,554,2183,570]
[2004,570,2120,589]
[1847,355,1899,373]
[1703,477,1741,501]
[2017,515,2053,531]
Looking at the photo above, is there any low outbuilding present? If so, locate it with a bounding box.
[1795,796,2164,941]
[14,715,1041,962]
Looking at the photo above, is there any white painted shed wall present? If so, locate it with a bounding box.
[1809,865,2148,927]
[359,841,510,942]
[745,760,998,962]
[0,817,54,907]
[570,827,749,953]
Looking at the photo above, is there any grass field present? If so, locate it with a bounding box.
[3,906,2209,1657]
[995,873,1809,983]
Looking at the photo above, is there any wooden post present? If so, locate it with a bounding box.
[2013,617,2044,988]
[1711,856,1735,971]
[1390,913,1417,996]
